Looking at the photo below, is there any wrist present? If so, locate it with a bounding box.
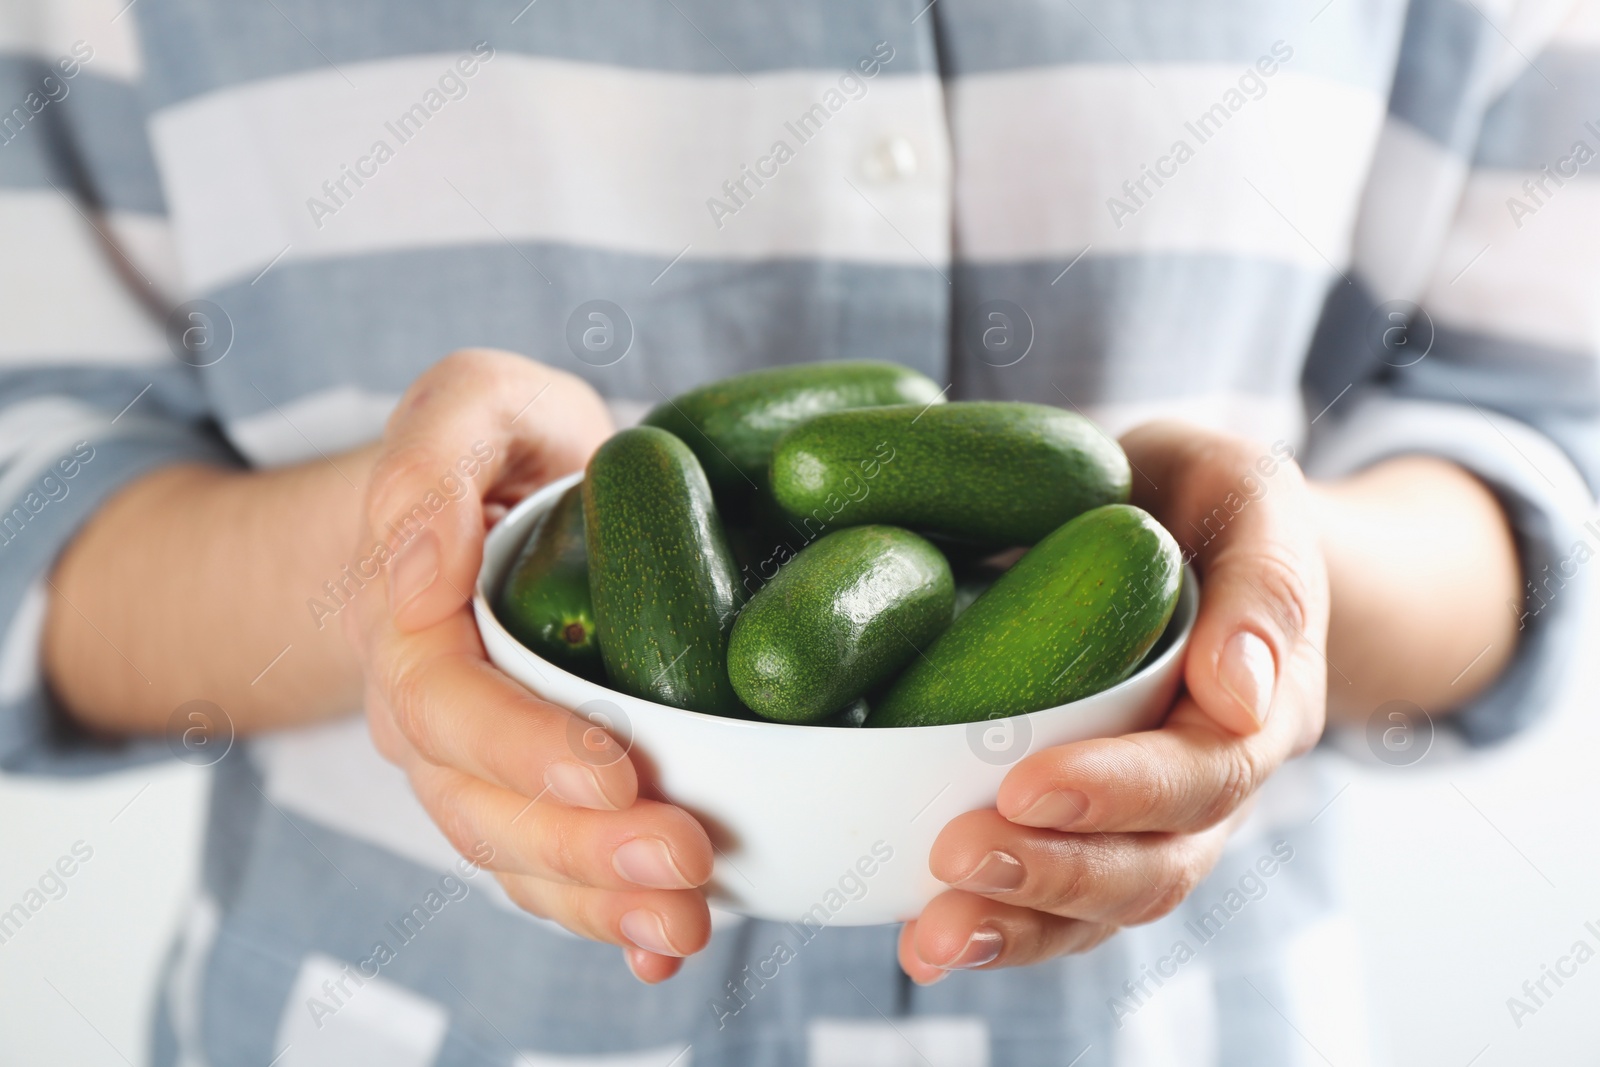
[1307,456,1521,722]
[249,442,383,718]
[44,443,386,736]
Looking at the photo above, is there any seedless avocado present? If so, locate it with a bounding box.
[494,483,604,681]
[583,427,744,716]
[726,526,954,723]
[868,504,1182,727]
[642,361,946,495]
[770,401,1131,547]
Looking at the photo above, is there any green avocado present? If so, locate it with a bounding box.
[642,361,945,496]
[726,525,953,723]
[494,483,604,681]
[770,401,1131,548]
[868,504,1182,727]
[583,427,744,716]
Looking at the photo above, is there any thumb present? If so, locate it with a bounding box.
[369,439,499,634]
[1184,495,1331,739]
[366,350,609,633]
[1122,425,1327,738]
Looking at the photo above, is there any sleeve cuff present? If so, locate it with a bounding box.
[1302,391,1595,747]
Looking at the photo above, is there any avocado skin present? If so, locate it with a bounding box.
[727,525,954,723]
[770,401,1131,548]
[868,504,1181,728]
[495,483,605,681]
[642,361,946,496]
[583,427,744,717]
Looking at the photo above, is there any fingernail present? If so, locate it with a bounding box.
[1220,631,1276,725]
[934,926,1004,971]
[620,909,683,956]
[613,837,691,889]
[953,850,1025,894]
[1014,789,1090,830]
[389,529,440,612]
[544,761,617,810]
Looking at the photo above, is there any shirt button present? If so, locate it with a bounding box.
[863,135,918,182]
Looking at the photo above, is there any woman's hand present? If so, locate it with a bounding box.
[900,421,1330,980]
[345,349,716,984]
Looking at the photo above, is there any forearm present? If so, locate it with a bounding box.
[41,435,1523,735]
[1311,455,1521,723]
[42,446,379,736]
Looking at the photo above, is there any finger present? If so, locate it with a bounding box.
[929,810,1229,925]
[366,349,612,632]
[495,875,712,958]
[369,607,638,807]
[901,891,1115,976]
[408,762,712,888]
[1183,517,1324,737]
[624,946,684,984]
[362,678,410,767]
[1121,423,1328,737]
[997,690,1308,834]
[897,921,944,985]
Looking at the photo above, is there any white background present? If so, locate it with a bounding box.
[1,608,1597,1067]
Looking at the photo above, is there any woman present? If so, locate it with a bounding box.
[5,1,1595,1063]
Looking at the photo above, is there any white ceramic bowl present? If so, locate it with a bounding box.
[475,473,1198,925]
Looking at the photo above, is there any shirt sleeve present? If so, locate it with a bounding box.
[0,22,241,775]
[1301,0,1600,745]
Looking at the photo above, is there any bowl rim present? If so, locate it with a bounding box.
[475,471,1198,736]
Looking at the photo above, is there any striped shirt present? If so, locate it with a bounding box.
[2,1,1597,1064]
